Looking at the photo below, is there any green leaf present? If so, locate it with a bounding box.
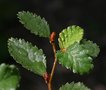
[0,63,20,90]
[81,39,100,57]
[57,42,95,74]
[8,37,46,76]
[58,25,84,49]
[17,11,50,37]
[59,82,90,90]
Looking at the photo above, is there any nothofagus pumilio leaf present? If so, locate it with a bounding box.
[59,82,90,90]
[17,11,50,37]
[58,25,84,49]
[0,63,20,90]
[8,37,47,76]
[81,39,100,57]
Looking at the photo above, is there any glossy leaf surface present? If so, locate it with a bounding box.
[57,40,100,74]
[58,25,83,49]
[8,38,46,76]
[59,82,90,90]
[81,39,100,57]
[17,11,50,37]
[0,63,20,90]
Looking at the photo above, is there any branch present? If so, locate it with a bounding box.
[47,32,57,90]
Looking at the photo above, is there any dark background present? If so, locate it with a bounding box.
[0,0,106,90]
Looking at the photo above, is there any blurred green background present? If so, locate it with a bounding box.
[0,0,106,90]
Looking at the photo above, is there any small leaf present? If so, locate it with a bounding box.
[58,25,83,49]
[17,11,50,37]
[81,39,100,57]
[59,82,90,90]
[57,42,95,74]
[0,63,20,90]
[8,37,46,76]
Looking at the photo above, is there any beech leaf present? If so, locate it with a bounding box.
[57,41,100,74]
[0,63,20,90]
[58,25,83,49]
[59,82,90,90]
[81,39,100,57]
[8,37,46,76]
[17,11,50,37]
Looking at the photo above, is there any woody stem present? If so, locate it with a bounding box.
[47,32,57,90]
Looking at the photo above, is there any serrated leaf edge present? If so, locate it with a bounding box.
[17,11,50,37]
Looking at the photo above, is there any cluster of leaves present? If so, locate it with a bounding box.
[0,11,100,90]
[57,26,100,74]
